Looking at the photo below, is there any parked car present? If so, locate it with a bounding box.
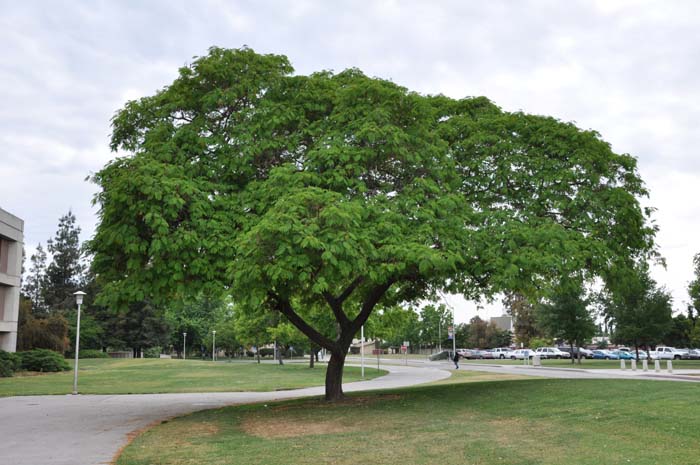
[611,350,635,360]
[650,347,686,360]
[533,347,571,359]
[461,349,482,359]
[592,350,619,360]
[509,349,534,360]
[491,348,512,359]
[686,349,700,360]
[472,349,493,359]
[558,347,593,359]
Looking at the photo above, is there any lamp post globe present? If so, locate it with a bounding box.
[72,291,87,395]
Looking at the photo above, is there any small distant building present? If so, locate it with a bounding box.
[490,315,513,332]
[0,208,23,352]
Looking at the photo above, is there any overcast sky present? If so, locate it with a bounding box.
[1,0,698,323]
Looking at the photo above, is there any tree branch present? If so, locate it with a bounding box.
[349,278,397,335]
[269,292,337,351]
[323,292,350,326]
[337,276,365,303]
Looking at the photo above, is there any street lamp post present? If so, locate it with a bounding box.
[212,330,217,362]
[452,307,456,357]
[183,332,187,360]
[72,291,86,395]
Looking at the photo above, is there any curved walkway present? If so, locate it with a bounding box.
[0,364,450,465]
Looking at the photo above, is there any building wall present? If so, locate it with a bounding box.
[0,208,24,352]
[490,315,513,332]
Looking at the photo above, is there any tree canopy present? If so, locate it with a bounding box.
[91,47,657,400]
[535,278,596,363]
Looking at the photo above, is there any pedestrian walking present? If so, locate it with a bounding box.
[453,351,460,369]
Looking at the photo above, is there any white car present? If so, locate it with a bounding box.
[491,348,512,359]
[508,349,534,360]
[534,347,571,359]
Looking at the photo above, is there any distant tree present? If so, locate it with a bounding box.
[604,266,673,359]
[689,253,700,318]
[454,323,470,348]
[165,295,228,357]
[16,298,70,352]
[419,304,451,349]
[116,301,170,358]
[485,322,512,348]
[22,243,49,314]
[503,292,540,347]
[44,211,84,311]
[90,47,659,401]
[663,314,693,348]
[536,279,596,364]
[467,316,489,348]
[371,306,421,349]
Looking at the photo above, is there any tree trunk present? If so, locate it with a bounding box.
[570,341,575,364]
[309,349,315,368]
[325,351,347,401]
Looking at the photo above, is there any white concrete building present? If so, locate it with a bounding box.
[0,208,23,352]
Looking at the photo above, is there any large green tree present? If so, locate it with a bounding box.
[90,47,657,400]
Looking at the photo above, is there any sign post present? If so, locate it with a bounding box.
[361,325,365,379]
[372,348,381,370]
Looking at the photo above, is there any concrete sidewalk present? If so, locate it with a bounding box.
[0,364,450,465]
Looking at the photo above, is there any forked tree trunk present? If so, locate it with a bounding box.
[325,350,347,401]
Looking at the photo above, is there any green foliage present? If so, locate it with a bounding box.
[503,292,540,346]
[529,336,554,349]
[78,349,109,359]
[22,243,48,314]
[17,301,70,352]
[143,347,162,358]
[604,266,673,350]
[663,314,693,348]
[90,47,658,398]
[67,311,104,351]
[0,351,21,377]
[418,304,452,347]
[689,253,700,318]
[691,325,700,348]
[369,306,421,347]
[166,294,229,356]
[19,349,70,372]
[535,278,596,356]
[44,211,84,311]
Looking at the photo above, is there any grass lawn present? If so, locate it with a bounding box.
[117,377,700,465]
[462,358,700,369]
[0,359,384,397]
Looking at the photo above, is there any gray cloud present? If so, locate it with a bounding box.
[1,0,699,318]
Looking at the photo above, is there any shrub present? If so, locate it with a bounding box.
[79,349,108,359]
[0,350,21,371]
[143,347,162,358]
[0,351,21,377]
[19,349,71,372]
[259,348,274,357]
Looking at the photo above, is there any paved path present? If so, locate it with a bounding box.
[0,364,450,465]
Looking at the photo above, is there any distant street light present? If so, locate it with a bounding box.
[72,291,86,395]
[183,332,187,360]
[212,330,217,362]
